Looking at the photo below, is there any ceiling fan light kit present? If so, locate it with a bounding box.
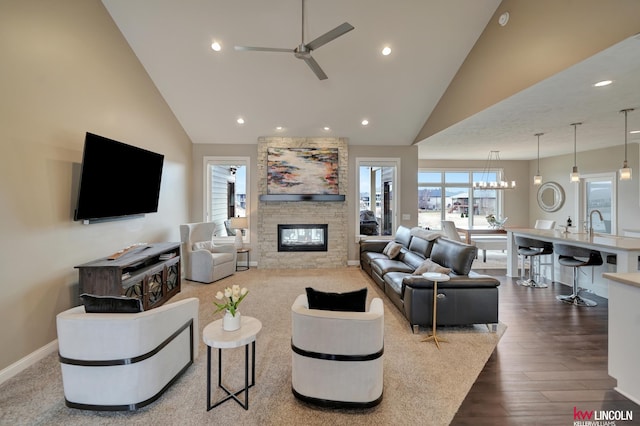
[234,0,354,80]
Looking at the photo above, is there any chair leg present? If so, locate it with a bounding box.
[517,255,533,286]
[556,266,597,307]
[529,255,548,288]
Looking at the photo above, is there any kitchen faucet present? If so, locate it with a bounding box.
[588,209,604,235]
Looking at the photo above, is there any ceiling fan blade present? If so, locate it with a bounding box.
[234,46,294,53]
[303,56,328,80]
[305,22,354,51]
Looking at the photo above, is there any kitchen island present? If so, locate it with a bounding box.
[506,228,640,297]
[602,272,640,405]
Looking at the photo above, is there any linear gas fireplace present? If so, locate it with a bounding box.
[278,224,328,252]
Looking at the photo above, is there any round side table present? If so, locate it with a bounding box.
[421,272,450,349]
[203,316,262,410]
[236,248,251,271]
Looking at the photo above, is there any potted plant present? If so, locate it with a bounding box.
[214,285,248,331]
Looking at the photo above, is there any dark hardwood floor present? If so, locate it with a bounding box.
[452,271,640,426]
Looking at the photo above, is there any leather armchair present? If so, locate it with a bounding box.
[291,294,384,408]
[56,297,199,411]
[180,222,236,283]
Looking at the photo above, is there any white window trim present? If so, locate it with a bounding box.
[417,168,505,226]
[203,156,251,244]
[355,157,400,243]
[574,171,617,235]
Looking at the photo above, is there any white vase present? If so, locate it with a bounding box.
[223,310,241,331]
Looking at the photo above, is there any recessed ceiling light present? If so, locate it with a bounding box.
[361,119,369,126]
[498,12,509,26]
[381,46,391,56]
[275,126,284,131]
[236,117,245,124]
[323,126,331,131]
[211,41,222,52]
[593,80,612,87]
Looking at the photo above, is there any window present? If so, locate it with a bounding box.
[203,157,250,243]
[357,158,399,239]
[418,169,503,230]
[580,172,616,235]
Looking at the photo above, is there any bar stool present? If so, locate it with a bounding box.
[554,244,603,307]
[515,236,553,287]
[534,220,556,283]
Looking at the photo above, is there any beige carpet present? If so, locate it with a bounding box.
[472,250,508,270]
[0,268,505,426]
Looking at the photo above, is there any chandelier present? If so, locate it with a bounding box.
[472,150,516,190]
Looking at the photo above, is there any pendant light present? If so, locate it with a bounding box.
[533,133,543,185]
[570,122,582,183]
[619,108,634,181]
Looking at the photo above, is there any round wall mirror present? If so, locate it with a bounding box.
[537,182,565,212]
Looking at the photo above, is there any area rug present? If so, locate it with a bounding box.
[0,268,506,426]
[472,250,508,270]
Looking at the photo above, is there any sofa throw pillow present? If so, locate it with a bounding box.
[382,241,402,259]
[192,241,213,251]
[413,258,451,276]
[305,287,367,312]
[80,293,144,313]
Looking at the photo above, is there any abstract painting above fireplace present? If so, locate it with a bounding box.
[267,147,338,195]
[278,224,328,252]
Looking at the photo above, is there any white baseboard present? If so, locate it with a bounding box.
[347,260,361,267]
[0,340,58,386]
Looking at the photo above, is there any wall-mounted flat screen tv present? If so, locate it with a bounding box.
[74,132,164,222]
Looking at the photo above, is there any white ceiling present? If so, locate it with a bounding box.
[102,0,640,160]
[419,34,640,160]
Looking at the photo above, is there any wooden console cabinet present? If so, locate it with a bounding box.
[75,242,181,310]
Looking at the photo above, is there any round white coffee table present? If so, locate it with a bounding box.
[203,316,262,410]
[421,272,450,349]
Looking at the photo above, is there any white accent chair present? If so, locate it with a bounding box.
[56,297,199,411]
[291,294,384,408]
[441,220,507,262]
[441,220,465,242]
[180,222,237,283]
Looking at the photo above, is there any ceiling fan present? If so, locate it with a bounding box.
[234,0,354,80]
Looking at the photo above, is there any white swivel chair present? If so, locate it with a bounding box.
[291,294,384,408]
[180,222,237,283]
[56,297,199,411]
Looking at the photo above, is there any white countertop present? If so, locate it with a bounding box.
[507,228,640,251]
[603,272,640,289]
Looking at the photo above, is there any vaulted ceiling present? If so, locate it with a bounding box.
[102,0,640,160]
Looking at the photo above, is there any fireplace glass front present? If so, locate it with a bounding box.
[278,224,328,252]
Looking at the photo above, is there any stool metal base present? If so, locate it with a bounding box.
[556,294,597,307]
[516,278,533,287]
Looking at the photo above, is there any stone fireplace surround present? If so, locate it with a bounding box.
[257,137,348,269]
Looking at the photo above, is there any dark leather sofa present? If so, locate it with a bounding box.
[360,226,500,331]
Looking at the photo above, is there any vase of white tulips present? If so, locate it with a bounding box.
[214,285,248,331]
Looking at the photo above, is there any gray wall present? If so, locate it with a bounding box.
[0,0,192,371]
[530,143,640,232]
